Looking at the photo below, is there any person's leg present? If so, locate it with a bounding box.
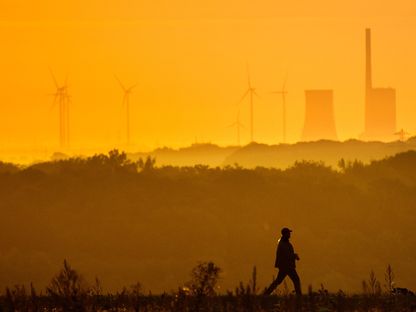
[287,269,302,296]
[263,270,287,295]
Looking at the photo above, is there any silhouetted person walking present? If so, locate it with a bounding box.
[264,227,302,295]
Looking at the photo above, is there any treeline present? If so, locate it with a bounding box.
[1,150,416,293]
[2,148,416,181]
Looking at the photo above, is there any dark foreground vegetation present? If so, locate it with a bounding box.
[3,292,416,312]
[2,261,416,312]
[1,150,416,292]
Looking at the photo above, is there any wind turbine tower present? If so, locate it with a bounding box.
[228,110,245,146]
[394,129,410,141]
[271,74,288,143]
[115,76,136,146]
[50,70,70,150]
[238,65,259,142]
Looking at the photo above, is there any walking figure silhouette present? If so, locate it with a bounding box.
[264,227,302,296]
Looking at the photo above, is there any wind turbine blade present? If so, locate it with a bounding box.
[227,122,237,128]
[49,94,59,111]
[49,67,59,89]
[253,90,261,99]
[114,75,126,92]
[237,89,250,105]
[128,84,138,91]
[64,73,69,86]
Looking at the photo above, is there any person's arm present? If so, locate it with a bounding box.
[292,243,299,260]
[274,243,282,268]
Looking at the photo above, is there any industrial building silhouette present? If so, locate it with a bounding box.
[301,29,396,142]
[302,90,337,141]
[362,28,396,141]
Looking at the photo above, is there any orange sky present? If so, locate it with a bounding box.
[1,1,416,155]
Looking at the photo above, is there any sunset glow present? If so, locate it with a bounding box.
[1,1,416,157]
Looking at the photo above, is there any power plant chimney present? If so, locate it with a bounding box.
[366,28,372,93]
[363,28,396,140]
[302,90,337,141]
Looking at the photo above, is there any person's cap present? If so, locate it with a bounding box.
[281,227,292,235]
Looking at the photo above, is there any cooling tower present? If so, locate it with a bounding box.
[302,90,337,141]
[363,28,396,140]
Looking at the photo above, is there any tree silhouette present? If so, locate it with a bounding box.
[46,260,89,311]
[187,261,222,297]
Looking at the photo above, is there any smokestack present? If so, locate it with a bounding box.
[366,28,372,92]
[362,28,397,141]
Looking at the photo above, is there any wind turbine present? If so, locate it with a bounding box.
[394,129,411,141]
[238,65,260,142]
[49,69,70,150]
[271,74,288,143]
[115,75,136,146]
[228,110,245,146]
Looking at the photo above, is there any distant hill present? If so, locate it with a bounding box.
[128,138,416,168]
[223,138,416,168]
[128,143,239,167]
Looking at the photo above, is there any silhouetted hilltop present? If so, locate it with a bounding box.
[0,161,19,174]
[129,143,239,167]
[223,138,416,168]
[406,136,416,144]
[124,139,416,169]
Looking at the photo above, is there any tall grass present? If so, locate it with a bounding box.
[1,261,415,311]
